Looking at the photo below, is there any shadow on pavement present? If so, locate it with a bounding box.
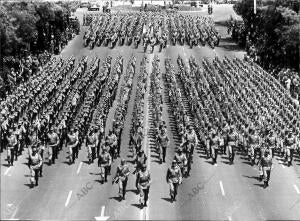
[151,159,162,164]
[221,161,231,165]
[82,160,90,165]
[242,161,253,166]
[239,156,249,160]
[24,183,32,188]
[127,189,139,195]
[204,160,214,165]
[109,196,122,202]
[2,163,10,167]
[161,197,173,203]
[131,203,143,209]
[254,183,265,188]
[94,179,104,184]
[242,175,260,181]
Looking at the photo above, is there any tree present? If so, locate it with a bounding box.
[234,0,299,71]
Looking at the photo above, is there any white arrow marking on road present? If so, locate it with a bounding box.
[65,191,72,207]
[95,206,110,221]
[219,181,225,196]
[4,167,11,176]
[293,184,300,194]
[77,162,83,174]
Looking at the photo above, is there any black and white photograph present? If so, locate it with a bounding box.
[0,0,299,220]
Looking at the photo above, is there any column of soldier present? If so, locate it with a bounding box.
[176,55,299,188]
[0,55,130,188]
[82,12,220,51]
[163,57,202,201]
[149,55,168,164]
[129,56,151,206]
[89,55,124,182]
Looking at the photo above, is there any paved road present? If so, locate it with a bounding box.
[1,5,300,221]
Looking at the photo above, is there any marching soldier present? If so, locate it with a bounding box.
[28,144,43,188]
[166,160,182,202]
[85,127,99,164]
[6,128,17,166]
[137,164,151,207]
[98,148,112,183]
[47,127,60,165]
[257,149,273,188]
[210,130,220,165]
[284,129,296,166]
[113,159,130,200]
[266,129,277,158]
[174,148,187,177]
[227,125,238,164]
[156,127,169,163]
[67,128,79,164]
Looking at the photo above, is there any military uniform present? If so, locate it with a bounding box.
[98,151,112,182]
[86,132,98,163]
[166,165,182,201]
[114,163,130,199]
[137,169,151,206]
[47,131,59,164]
[157,132,169,163]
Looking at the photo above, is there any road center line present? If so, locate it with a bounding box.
[140,208,144,220]
[77,162,83,174]
[219,181,225,196]
[145,206,149,220]
[293,184,300,194]
[65,191,73,207]
[4,167,11,176]
[101,206,105,216]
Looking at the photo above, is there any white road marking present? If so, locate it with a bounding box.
[228,216,232,221]
[4,167,11,176]
[65,191,73,207]
[101,206,105,216]
[145,206,149,220]
[219,181,225,196]
[293,184,300,194]
[214,164,218,167]
[77,162,83,174]
[140,208,144,220]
